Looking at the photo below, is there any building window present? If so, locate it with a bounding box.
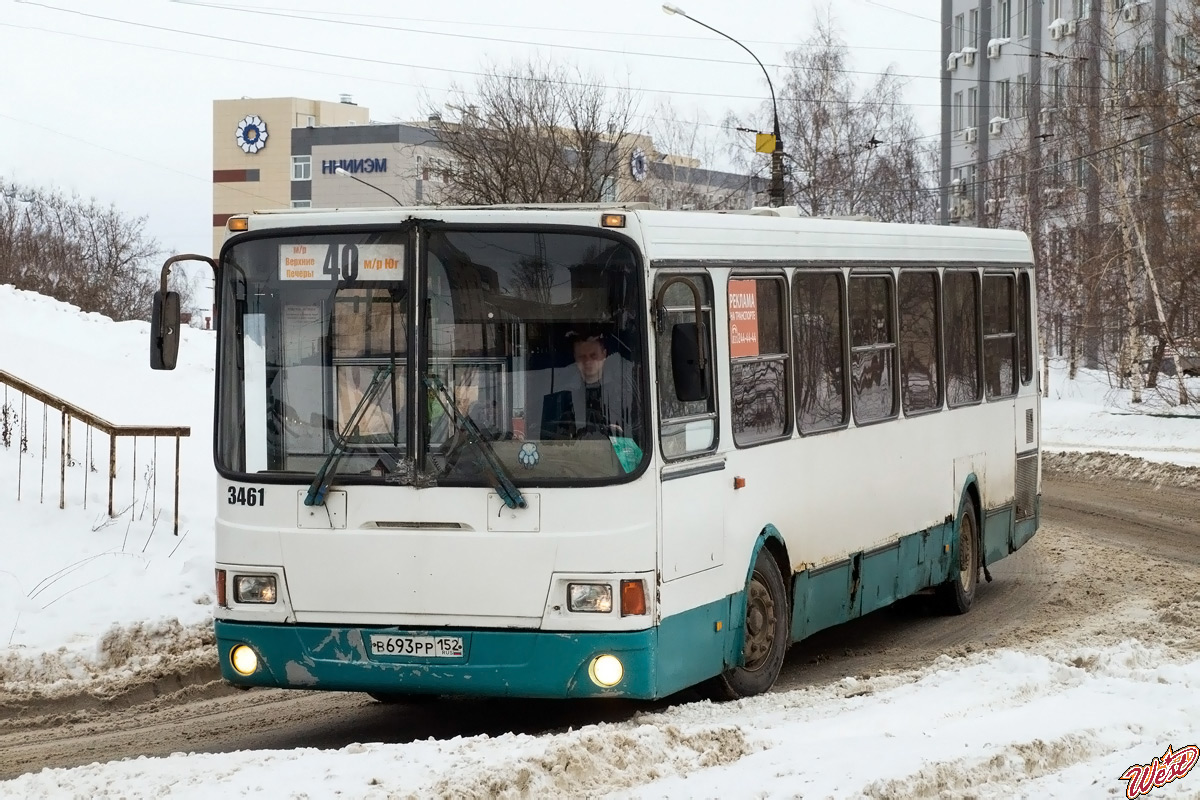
[1047,148,1061,185]
[996,79,1011,118]
[997,0,1012,38]
[967,87,978,127]
[1018,0,1030,37]
[954,91,965,130]
[1074,0,1091,18]
[968,8,979,48]
[1112,50,1127,89]
[848,275,898,423]
[1016,74,1028,117]
[600,176,617,203]
[1049,0,1062,19]
[1074,151,1088,188]
[955,14,966,50]
[291,156,312,181]
[291,200,312,208]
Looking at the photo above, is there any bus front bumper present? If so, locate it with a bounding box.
[215,620,661,699]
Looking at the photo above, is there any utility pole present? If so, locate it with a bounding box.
[662,4,785,207]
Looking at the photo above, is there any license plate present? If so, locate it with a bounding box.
[369,635,464,658]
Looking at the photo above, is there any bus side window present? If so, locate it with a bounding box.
[898,271,942,414]
[655,274,718,459]
[793,271,848,433]
[983,274,1018,399]
[848,274,899,423]
[1018,272,1033,385]
[729,276,791,446]
[945,271,982,406]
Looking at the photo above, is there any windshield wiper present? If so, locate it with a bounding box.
[304,364,393,506]
[424,374,526,510]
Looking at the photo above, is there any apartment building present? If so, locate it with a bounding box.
[940,0,1187,227]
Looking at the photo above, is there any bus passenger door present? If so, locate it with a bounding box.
[661,459,726,579]
[654,273,725,580]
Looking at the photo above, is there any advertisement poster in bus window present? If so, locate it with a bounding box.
[729,279,760,357]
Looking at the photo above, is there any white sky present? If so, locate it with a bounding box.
[0,0,944,258]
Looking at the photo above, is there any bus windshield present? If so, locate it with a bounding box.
[215,226,648,486]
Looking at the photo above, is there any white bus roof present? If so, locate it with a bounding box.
[232,205,1034,267]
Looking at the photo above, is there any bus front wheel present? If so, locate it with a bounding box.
[936,494,979,615]
[707,548,790,700]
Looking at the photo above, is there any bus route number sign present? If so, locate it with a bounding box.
[369,634,464,658]
[279,244,404,281]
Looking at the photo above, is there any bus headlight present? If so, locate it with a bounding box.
[230,644,259,676]
[234,575,277,604]
[588,654,624,687]
[567,583,613,613]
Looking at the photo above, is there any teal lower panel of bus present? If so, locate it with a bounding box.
[215,597,735,701]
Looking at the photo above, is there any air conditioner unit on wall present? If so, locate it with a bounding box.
[1064,19,1077,36]
[985,198,998,215]
[952,179,966,196]
[989,119,1005,135]
[964,126,978,143]
[1050,25,1063,40]
[1122,4,1138,21]
[963,49,977,67]
[949,205,962,221]
[958,199,976,218]
[988,42,1003,59]
[1040,107,1056,127]
[947,53,959,71]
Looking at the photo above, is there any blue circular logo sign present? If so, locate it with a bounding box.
[236,114,269,154]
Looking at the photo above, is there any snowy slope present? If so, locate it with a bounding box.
[0,285,218,694]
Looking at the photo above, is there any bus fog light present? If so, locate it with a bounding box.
[589,654,624,687]
[230,644,259,676]
[567,583,613,613]
[234,575,277,604]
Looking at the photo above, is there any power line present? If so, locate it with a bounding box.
[180,1,944,54]
[8,4,957,108]
[35,0,959,87]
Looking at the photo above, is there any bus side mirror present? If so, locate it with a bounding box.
[671,322,709,402]
[151,290,181,370]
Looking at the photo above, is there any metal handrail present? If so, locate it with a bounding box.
[0,369,191,534]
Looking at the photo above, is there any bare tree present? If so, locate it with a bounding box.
[643,100,761,210]
[423,59,640,205]
[759,16,936,222]
[0,180,161,321]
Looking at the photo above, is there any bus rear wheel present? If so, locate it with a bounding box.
[936,494,979,615]
[707,548,790,700]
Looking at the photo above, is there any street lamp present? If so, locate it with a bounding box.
[662,4,785,207]
[334,166,402,206]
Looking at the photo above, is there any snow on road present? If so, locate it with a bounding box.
[5,642,1199,798]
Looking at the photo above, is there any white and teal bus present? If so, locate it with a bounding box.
[151,205,1040,701]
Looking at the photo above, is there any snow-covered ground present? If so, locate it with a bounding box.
[2,284,1199,797]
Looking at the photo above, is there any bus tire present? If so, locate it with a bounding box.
[707,548,790,700]
[936,494,979,615]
